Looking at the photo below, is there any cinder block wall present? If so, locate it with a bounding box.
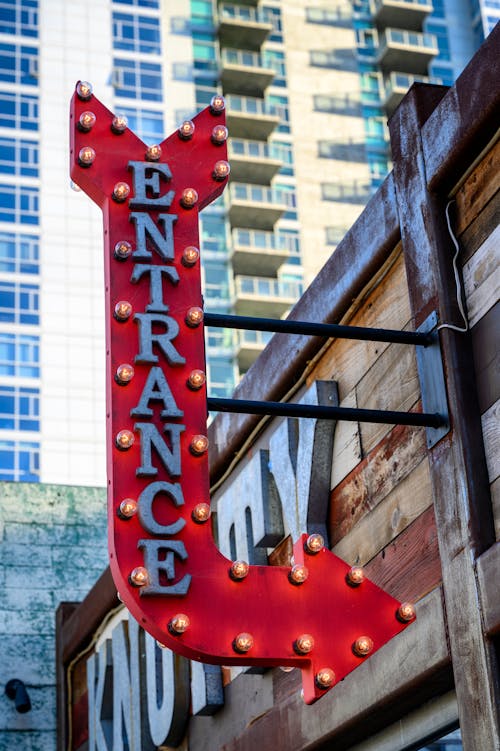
[0,482,107,750]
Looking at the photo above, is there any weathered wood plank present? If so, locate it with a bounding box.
[477,541,500,637]
[481,398,500,483]
[492,475,500,541]
[457,191,500,264]
[455,137,500,237]
[471,300,500,414]
[463,223,500,328]
[331,391,362,490]
[333,459,432,567]
[330,422,427,545]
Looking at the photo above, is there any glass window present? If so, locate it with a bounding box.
[0,0,38,37]
[113,0,159,7]
[322,180,372,204]
[117,106,164,144]
[201,215,227,254]
[0,184,39,224]
[113,12,161,54]
[0,137,38,177]
[310,47,357,71]
[0,92,38,130]
[0,439,39,481]
[202,260,230,300]
[306,6,350,25]
[0,232,39,274]
[419,728,462,748]
[207,357,235,398]
[0,43,38,84]
[0,332,39,377]
[0,281,39,324]
[261,5,283,42]
[0,385,39,431]
[113,58,163,101]
[263,49,286,86]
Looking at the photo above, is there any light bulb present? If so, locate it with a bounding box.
[185,306,204,327]
[294,634,314,655]
[114,240,133,261]
[78,146,95,167]
[111,114,128,134]
[76,81,93,101]
[129,566,149,587]
[187,369,206,390]
[346,566,365,587]
[211,124,228,145]
[70,181,81,192]
[233,632,253,653]
[78,111,96,132]
[115,363,134,385]
[397,602,416,623]
[289,564,308,585]
[180,187,198,209]
[146,144,162,161]
[210,94,225,114]
[118,498,137,519]
[168,613,190,635]
[305,533,324,555]
[213,160,230,181]
[192,503,211,523]
[182,245,200,267]
[190,434,208,456]
[352,636,373,657]
[178,119,195,140]
[315,667,335,689]
[116,429,134,450]
[230,560,249,581]
[114,300,132,321]
[112,182,130,202]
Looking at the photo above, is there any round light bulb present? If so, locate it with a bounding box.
[118,498,137,519]
[233,632,254,654]
[289,564,308,585]
[114,300,133,321]
[178,119,195,140]
[116,429,134,451]
[130,566,149,587]
[78,111,96,132]
[187,369,206,390]
[346,566,365,587]
[112,182,130,202]
[213,160,230,181]
[115,363,134,385]
[352,635,374,657]
[78,146,96,167]
[230,560,249,581]
[168,613,190,635]
[315,667,335,689]
[146,143,162,161]
[182,245,200,267]
[70,180,81,192]
[111,114,128,134]
[76,81,93,101]
[190,434,208,456]
[185,306,204,327]
[397,602,416,623]
[192,503,211,523]
[305,533,324,555]
[114,240,133,261]
[210,94,225,114]
[211,124,228,145]
[180,187,198,209]
[294,634,315,655]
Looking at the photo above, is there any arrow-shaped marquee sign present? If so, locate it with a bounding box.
[70,82,415,704]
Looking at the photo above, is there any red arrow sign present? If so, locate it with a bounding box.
[70,82,415,704]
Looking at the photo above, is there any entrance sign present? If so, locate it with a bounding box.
[70,82,414,704]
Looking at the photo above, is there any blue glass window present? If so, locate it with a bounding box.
[261,6,283,42]
[0,43,38,84]
[0,92,38,130]
[0,137,38,177]
[0,439,39,481]
[263,49,286,86]
[113,0,159,7]
[113,12,161,54]
[0,232,39,274]
[117,107,164,143]
[0,184,39,224]
[0,0,38,37]
[201,215,228,254]
[0,332,39,378]
[113,58,163,101]
[0,281,39,324]
[0,385,39,431]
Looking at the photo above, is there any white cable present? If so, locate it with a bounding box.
[437,200,469,333]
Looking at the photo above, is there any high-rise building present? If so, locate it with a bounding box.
[0,0,495,487]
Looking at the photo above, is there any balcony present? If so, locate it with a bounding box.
[231,228,290,275]
[234,275,301,317]
[236,328,274,371]
[218,4,273,50]
[228,138,283,184]
[383,71,442,113]
[221,48,275,97]
[226,95,280,140]
[376,28,438,74]
[228,182,287,230]
[373,0,433,31]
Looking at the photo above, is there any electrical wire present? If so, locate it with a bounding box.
[436,200,469,334]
